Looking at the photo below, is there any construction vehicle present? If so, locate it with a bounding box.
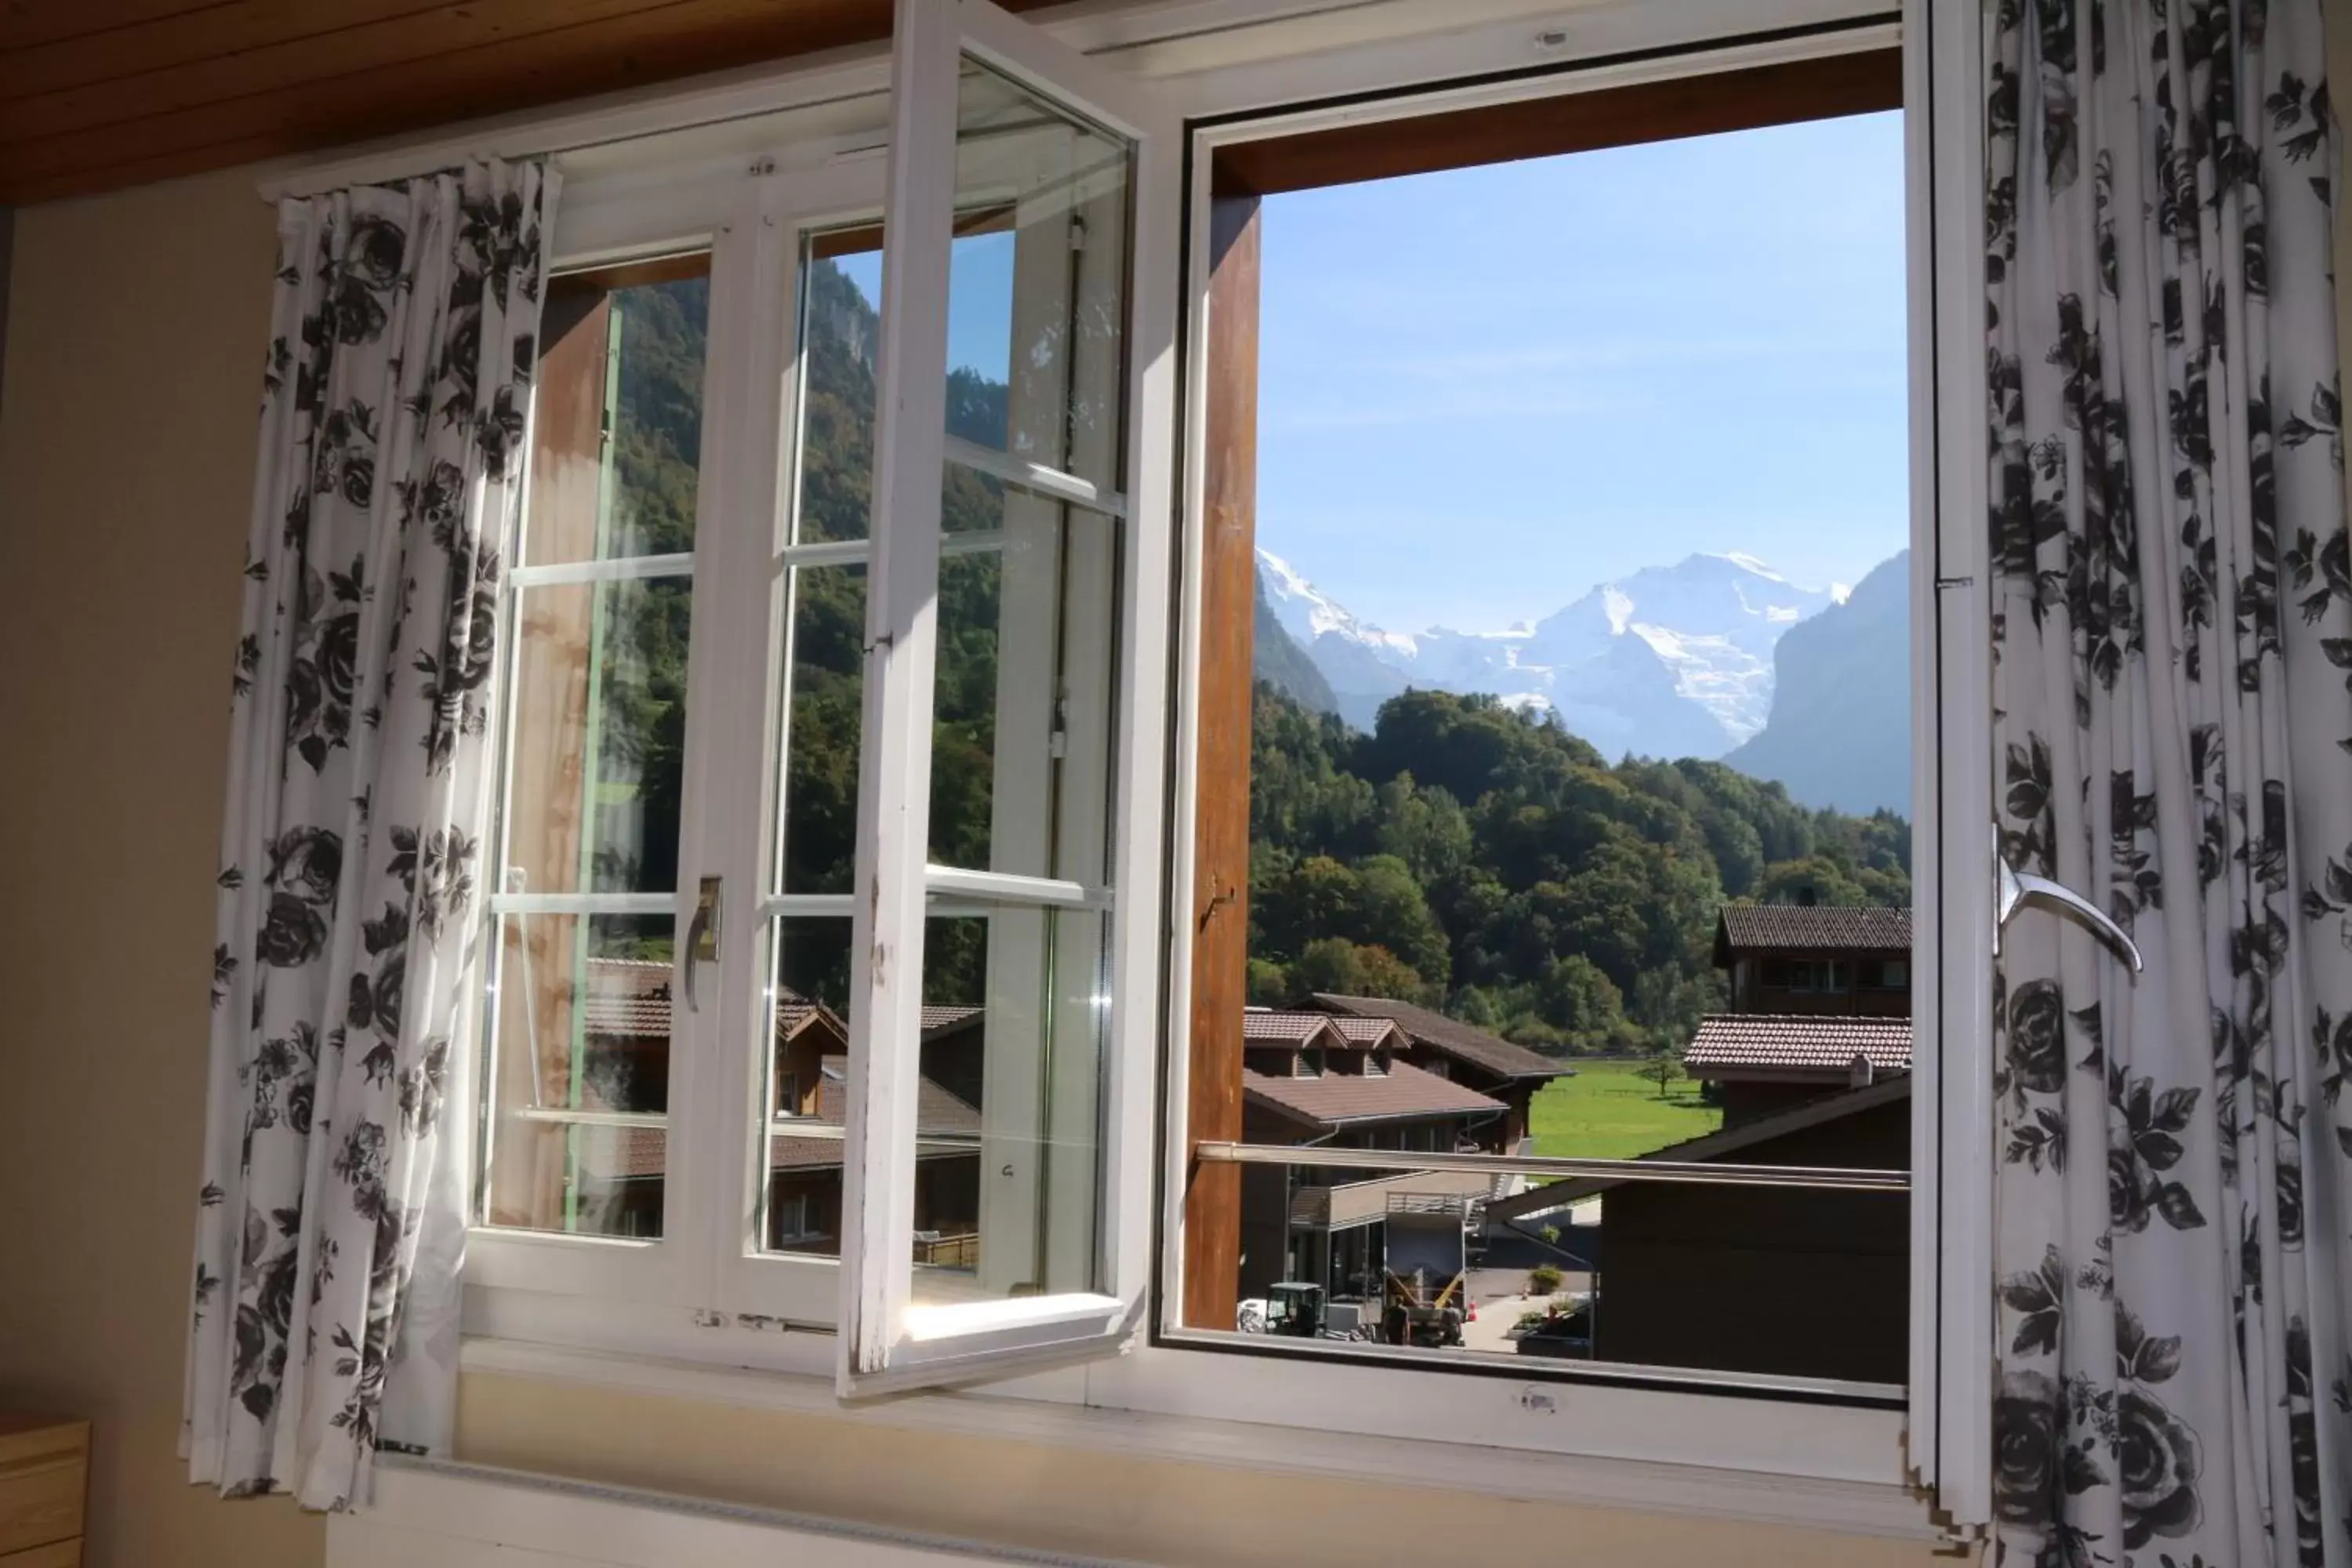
[1379,1194,1472,1348]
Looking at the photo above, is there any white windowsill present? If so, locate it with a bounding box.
[459,1335,1955,1544]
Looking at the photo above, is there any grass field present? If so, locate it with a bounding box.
[1528,1061,1722,1160]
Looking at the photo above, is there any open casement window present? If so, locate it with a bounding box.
[835,0,1180,1394]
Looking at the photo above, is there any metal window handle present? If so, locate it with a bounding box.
[684,875,722,1012]
[1994,855,2144,974]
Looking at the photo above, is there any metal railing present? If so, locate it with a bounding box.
[1192,1141,1909,1192]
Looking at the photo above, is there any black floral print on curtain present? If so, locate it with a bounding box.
[183,161,556,1511]
[1985,0,2352,1561]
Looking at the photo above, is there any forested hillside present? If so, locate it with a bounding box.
[585,256,1911,1053]
[1249,684,1909,1053]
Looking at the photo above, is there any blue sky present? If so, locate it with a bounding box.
[830,110,1907,633]
[1258,111,1907,633]
[833,236,1014,385]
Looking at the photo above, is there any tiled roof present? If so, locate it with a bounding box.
[1682,1014,1914,1076]
[1714,905,1913,958]
[1242,1011,1344,1044]
[1326,1016,1404,1047]
[1243,1059,1507,1129]
[1309,995,1570,1080]
[921,1004,983,1036]
[576,1061,980,1182]
[581,958,672,1036]
[808,1057,979,1138]
[579,957,842,1044]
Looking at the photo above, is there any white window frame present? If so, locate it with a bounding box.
[412,0,1991,1534]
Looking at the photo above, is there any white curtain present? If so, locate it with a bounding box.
[1986,0,2352,1561]
[183,160,557,1511]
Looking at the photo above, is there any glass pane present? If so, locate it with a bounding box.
[525,262,711,564]
[502,578,691,898]
[927,547,1001,869]
[906,908,1108,1305]
[776,564,866,895]
[763,916,854,1258]
[481,913,674,1239]
[787,228,1031,545]
[789,242,879,547]
[945,60,1131,488]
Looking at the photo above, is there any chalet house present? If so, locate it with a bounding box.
[1711,905,1911,1017]
[1308,993,1572,1147]
[1485,1076,1911,1384]
[1482,903,1915,1381]
[571,958,981,1259]
[1692,906,1915,1123]
[1236,1007,1568,1304]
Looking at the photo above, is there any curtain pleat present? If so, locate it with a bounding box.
[183,159,557,1511]
[1985,0,2352,1560]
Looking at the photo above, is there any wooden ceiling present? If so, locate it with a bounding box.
[0,0,1054,206]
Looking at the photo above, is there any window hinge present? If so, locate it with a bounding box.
[1048,728,1069,759]
[1070,216,1087,252]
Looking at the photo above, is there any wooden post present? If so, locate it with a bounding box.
[1181,193,1260,1330]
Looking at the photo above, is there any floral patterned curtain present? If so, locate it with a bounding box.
[1985,0,2352,1560]
[182,160,556,1511]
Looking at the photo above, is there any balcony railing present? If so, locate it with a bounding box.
[1193,1141,1908,1192]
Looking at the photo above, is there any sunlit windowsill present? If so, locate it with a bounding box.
[456,1319,1953,1544]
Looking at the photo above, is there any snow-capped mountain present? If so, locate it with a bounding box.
[1255,548,1843,760]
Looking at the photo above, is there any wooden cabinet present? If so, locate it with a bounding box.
[0,1414,87,1567]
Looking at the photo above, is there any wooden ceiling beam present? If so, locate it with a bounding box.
[0,0,1052,204]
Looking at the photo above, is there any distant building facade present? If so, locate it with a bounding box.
[1486,902,1914,1384]
[1235,1005,1573,1305]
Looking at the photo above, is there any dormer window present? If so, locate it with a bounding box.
[1294,1047,1324,1079]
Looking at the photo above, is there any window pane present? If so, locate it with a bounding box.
[776,564,866,895]
[787,227,1040,546]
[525,263,710,565]
[789,243,878,547]
[905,909,1106,1305]
[502,578,690,898]
[763,916,854,1258]
[945,61,1129,489]
[481,914,674,1239]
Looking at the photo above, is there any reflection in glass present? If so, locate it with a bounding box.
[525,264,710,564]
[887,55,1136,1309]
[777,565,866,895]
[482,915,674,1239]
[762,917,855,1258]
[503,579,691,898]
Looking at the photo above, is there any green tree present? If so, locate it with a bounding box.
[1638,1047,1687,1099]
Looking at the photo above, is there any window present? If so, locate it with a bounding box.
[1169,24,1955,1408]
[454,0,1995,1527]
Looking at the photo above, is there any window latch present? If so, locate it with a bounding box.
[1994,847,2143,973]
[684,874,723,1012]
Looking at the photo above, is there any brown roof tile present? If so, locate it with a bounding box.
[920,1004,983,1036]
[1241,1011,1344,1045]
[1682,1014,1913,1076]
[581,957,843,1044]
[1243,1059,1507,1129]
[1714,905,1912,960]
[1309,994,1569,1080]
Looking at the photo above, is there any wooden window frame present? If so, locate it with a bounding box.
[1175,38,1902,1334]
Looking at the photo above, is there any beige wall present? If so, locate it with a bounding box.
[0,171,323,1566]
